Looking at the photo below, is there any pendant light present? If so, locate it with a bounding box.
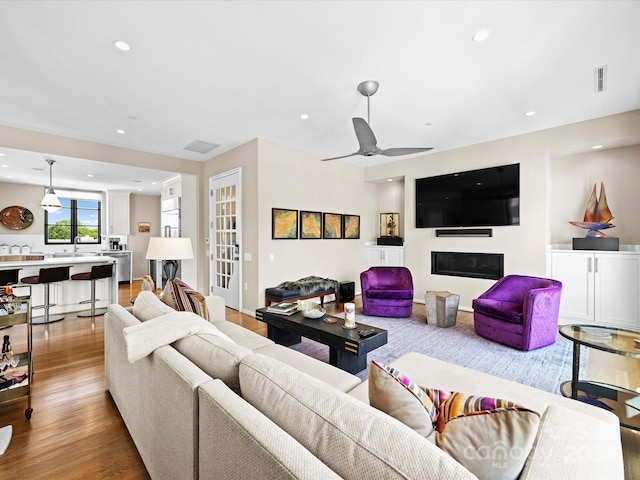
[40,159,62,213]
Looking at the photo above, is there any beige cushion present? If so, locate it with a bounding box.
[133,291,175,321]
[254,343,361,392]
[368,360,436,437]
[162,278,209,320]
[198,379,342,479]
[519,404,624,480]
[367,360,539,480]
[437,409,539,480]
[212,320,275,350]
[174,334,253,394]
[239,354,476,480]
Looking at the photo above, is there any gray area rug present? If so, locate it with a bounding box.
[289,312,585,394]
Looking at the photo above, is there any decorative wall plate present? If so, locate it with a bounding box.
[0,206,34,230]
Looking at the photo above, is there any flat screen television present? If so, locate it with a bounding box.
[415,163,520,228]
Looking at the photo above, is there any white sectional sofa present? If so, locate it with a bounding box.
[104,292,624,480]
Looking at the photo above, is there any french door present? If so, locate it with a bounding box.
[209,168,242,311]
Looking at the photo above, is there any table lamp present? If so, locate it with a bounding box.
[145,237,193,282]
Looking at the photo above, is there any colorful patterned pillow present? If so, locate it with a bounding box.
[367,361,540,480]
[368,360,437,437]
[162,278,210,321]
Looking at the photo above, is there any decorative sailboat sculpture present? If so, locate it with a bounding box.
[569,182,615,237]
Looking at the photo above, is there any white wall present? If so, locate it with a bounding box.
[550,144,640,244]
[363,111,640,308]
[128,194,161,279]
[257,139,378,311]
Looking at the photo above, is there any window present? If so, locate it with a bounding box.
[44,190,102,245]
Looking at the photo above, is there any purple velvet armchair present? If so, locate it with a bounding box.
[472,274,563,351]
[360,267,414,317]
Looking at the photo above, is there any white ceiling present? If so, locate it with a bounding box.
[1,0,639,194]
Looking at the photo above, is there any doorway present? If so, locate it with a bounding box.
[209,168,242,311]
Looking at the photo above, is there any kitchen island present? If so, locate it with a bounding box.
[0,255,118,317]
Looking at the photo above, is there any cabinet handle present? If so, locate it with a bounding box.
[588,257,592,272]
[594,257,598,273]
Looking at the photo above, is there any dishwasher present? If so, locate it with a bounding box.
[102,251,132,284]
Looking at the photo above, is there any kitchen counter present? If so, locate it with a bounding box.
[0,255,115,267]
[0,255,118,316]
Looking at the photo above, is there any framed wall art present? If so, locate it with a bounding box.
[323,213,342,239]
[138,221,150,233]
[272,208,298,239]
[343,214,360,239]
[380,212,400,237]
[300,210,322,239]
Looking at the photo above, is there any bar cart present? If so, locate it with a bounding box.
[0,284,33,420]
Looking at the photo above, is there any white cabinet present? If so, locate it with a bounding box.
[162,177,182,200]
[366,246,405,268]
[550,250,640,329]
[108,191,130,235]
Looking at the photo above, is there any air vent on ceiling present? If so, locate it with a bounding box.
[183,139,220,154]
[594,65,607,93]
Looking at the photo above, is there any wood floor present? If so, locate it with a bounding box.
[0,281,638,479]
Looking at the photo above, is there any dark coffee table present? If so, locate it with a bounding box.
[256,308,387,374]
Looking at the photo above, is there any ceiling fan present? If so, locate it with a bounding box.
[321,80,433,162]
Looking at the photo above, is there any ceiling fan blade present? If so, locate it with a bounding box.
[379,147,433,157]
[352,117,378,150]
[320,152,360,162]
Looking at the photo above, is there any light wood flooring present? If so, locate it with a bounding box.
[0,281,638,479]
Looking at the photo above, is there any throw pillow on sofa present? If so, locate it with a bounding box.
[162,278,209,320]
[368,360,540,480]
[133,290,175,321]
[368,360,437,437]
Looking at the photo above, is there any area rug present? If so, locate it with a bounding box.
[289,312,585,394]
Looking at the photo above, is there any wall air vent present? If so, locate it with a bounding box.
[594,65,607,93]
[183,139,220,154]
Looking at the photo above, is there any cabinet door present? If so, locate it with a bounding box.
[384,248,404,267]
[551,251,594,324]
[109,193,130,235]
[366,247,384,268]
[595,254,640,328]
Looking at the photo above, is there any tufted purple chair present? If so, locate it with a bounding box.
[472,274,563,351]
[360,267,414,317]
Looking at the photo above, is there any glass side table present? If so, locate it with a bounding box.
[559,324,640,430]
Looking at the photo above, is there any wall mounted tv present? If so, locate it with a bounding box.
[415,163,520,228]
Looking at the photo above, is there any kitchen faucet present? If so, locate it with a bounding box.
[74,236,81,252]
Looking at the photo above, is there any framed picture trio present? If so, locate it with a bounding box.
[272,208,360,240]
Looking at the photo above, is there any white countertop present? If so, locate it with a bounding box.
[0,255,116,268]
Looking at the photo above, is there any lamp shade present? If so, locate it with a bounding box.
[40,190,62,213]
[146,237,193,260]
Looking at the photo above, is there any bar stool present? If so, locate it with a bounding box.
[71,264,114,317]
[0,269,20,286]
[21,266,70,324]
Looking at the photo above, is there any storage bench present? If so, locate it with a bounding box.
[264,277,340,308]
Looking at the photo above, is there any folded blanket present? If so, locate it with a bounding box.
[124,310,234,363]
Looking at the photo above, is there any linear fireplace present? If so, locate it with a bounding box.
[431,251,504,280]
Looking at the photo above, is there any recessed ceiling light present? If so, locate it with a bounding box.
[387,179,393,182]
[1,164,8,168]
[472,29,490,42]
[525,111,536,117]
[6,175,13,179]
[151,182,157,185]
[0,153,5,156]
[592,145,603,149]
[114,40,131,51]
[300,114,309,120]
[137,189,143,192]
[116,129,126,135]
[87,174,94,178]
